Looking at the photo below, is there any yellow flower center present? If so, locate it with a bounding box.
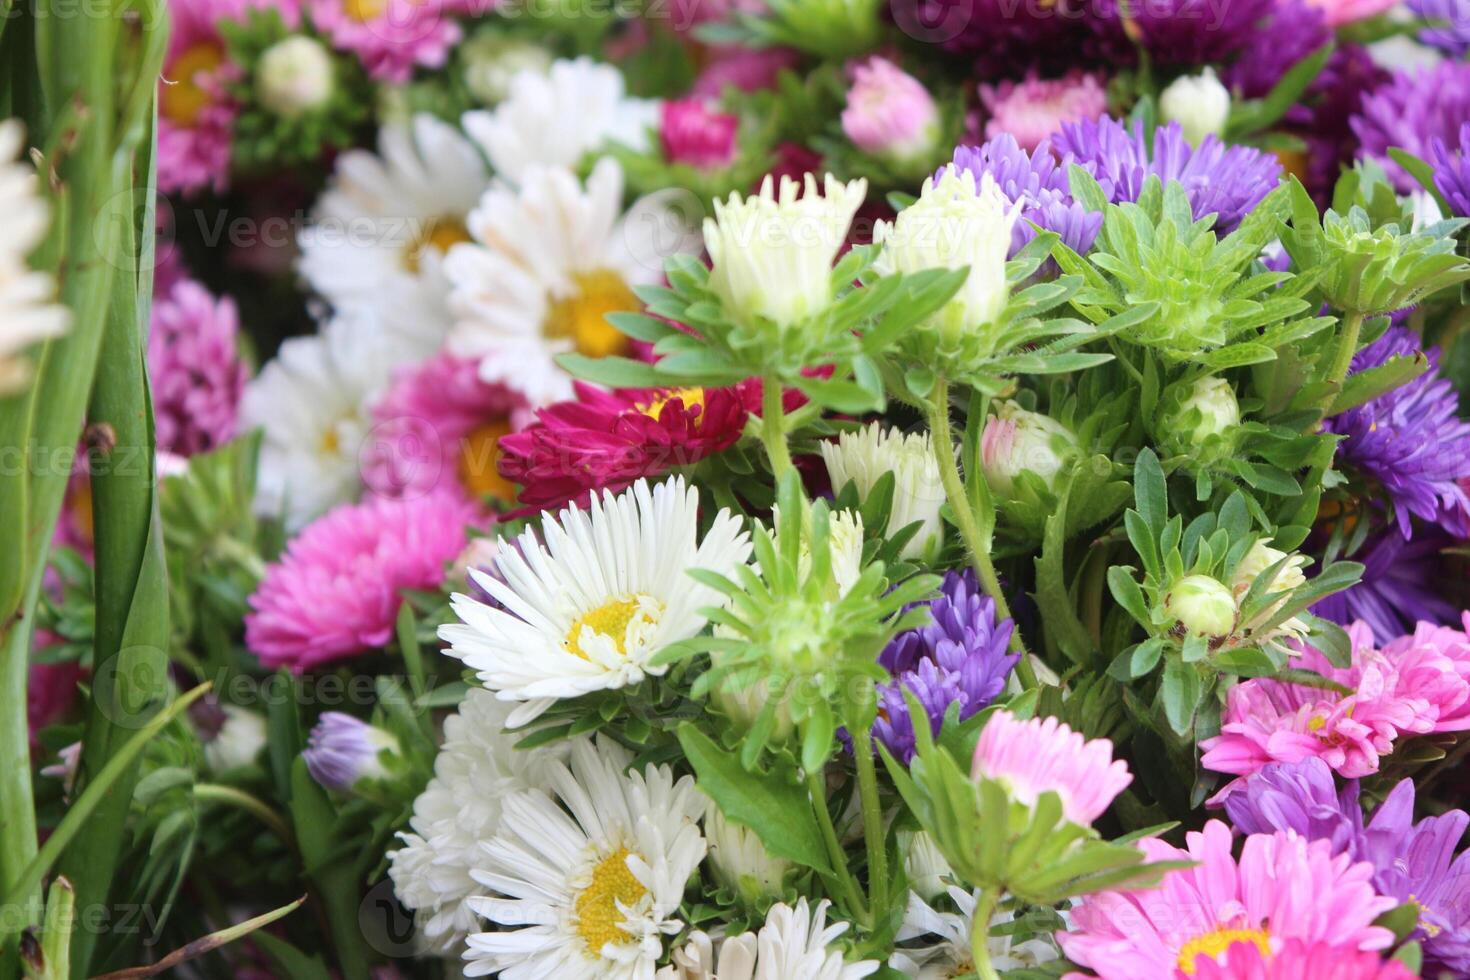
[404,218,472,274]
[457,419,516,503]
[574,846,647,956]
[344,0,388,22]
[545,270,637,360]
[638,387,707,423]
[1177,927,1272,975]
[565,595,662,660]
[161,43,226,126]
[1408,896,1442,937]
[320,427,341,456]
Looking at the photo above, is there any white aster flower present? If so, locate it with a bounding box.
[704,805,791,902]
[889,887,1060,978]
[440,476,752,727]
[256,35,335,119]
[821,422,945,560]
[298,113,490,359]
[658,899,879,980]
[704,172,868,329]
[240,313,401,528]
[873,166,1020,345]
[1159,67,1230,146]
[388,689,557,960]
[900,828,957,902]
[464,736,706,980]
[1232,537,1311,641]
[445,158,677,406]
[0,120,69,394]
[462,56,659,185]
[201,705,268,774]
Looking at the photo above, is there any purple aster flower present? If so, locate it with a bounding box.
[1408,0,1470,56]
[1090,0,1274,67]
[1433,122,1470,218]
[905,0,1099,78]
[1223,0,1331,100]
[148,278,249,458]
[1221,758,1366,852]
[872,569,1018,762]
[949,135,1104,256]
[1324,326,1470,538]
[1352,62,1470,194]
[1053,117,1282,235]
[1293,45,1390,202]
[1313,531,1458,643]
[303,712,398,792]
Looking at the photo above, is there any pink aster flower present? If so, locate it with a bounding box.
[309,0,462,83]
[691,46,799,99]
[498,379,764,513]
[1379,613,1470,733]
[1059,820,1396,980]
[361,353,528,506]
[245,491,481,671]
[159,0,247,195]
[661,99,739,170]
[980,72,1108,153]
[970,709,1131,826]
[148,279,249,457]
[841,57,939,162]
[1179,939,1418,980]
[1302,0,1396,25]
[1201,624,1437,791]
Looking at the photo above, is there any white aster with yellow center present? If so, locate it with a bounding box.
[441,476,752,727]
[464,736,706,980]
[298,113,489,360]
[444,158,676,406]
[0,120,69,394]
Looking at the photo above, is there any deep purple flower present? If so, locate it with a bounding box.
[907,0,1099,77]
[1221,758,1366,852]
[873,570,1018,762]
[1294,45,1390,201]
[1408,0,1470,56]
[1053,117,1282,234]
[949,135,1104,255]
[1324,326,1470,538]
[1352,62,1470,193]
[1313,531,1458,643]
[1223,0,1331,100]
[1090,0,1274,67]
[1433,122,1470,218]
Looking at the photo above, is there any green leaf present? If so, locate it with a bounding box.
[556,353,668,388]
[1329,352,1429,415]
[1159,657,1202,735]
[676,725,833,874]
[1133,449,1167,533]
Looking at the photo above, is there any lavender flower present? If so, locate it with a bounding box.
[872,570,1018,762]
[1433,123,1470,218]
[949,135,1104,256]
[1053,117,1282,234]
[1221,758,1366,852]
[1324,326,1470,538]
[1312,531,1458,643]
[303,712,398,792]
[1352,62,1470,193]
[1408,0,1470,56]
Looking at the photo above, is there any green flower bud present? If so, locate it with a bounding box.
[1165,574,1237,638]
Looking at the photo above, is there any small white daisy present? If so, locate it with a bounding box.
[464,735,706,979]
[389,688,557,960]
[889,887,1061,978]
[0,120,69,394]
[659,899,880,980]
[240,313,401,527]
[821,422,946,560]
[444,158,680,405]
[441,476,751,727]
[298,113,490,360]
[461,56,658,185]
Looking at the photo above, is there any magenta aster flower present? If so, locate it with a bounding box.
[1313,531,1458,643]
[1055,116,1282,235]
[840,57,938,162]
[1178,939,1416,980]
[361,353,528,506]
[147,279,249,457]
[1324,326,1470,538]
[1433,123,1470,218]
[872,570,1018,763]
[308,0,461,83]
[1409,0,1470,55]
[158,0,247,196]
[978,72,1107,154]
[949,135,1104,256]
[970,709,1131,826]
[1223,0,1331,100]
[28,660,82,750]
[1302,0,1398,25]
[908,0,1098,77]
[691,46,799,99]
[1352,62,1470,194]
[1089,0,1274,66]
[1200,624,1436,789]
[245,491,480,671]
[1379,613,1470,733]
[497,379,765,514]
[1058,820,1396,979]
[660,99,739,171]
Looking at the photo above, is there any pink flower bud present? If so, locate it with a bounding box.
[841,57,938,162]
[980,71,1107,153]
[661,98,740,171]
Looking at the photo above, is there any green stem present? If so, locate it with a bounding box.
[760,373,794,479]
[1318,310,1366,416]
[805,771,867,923]
[969,886,1002,980]
[194,784,295,846]
[926,381,1038,689]
[849,727,888,913]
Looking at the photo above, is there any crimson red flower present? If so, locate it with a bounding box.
[498,380,767,512]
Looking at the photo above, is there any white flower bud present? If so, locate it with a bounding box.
[257,36,335,119]
[979,401,1079,497]
[1165,574,1237,638]
[203,705,268,773]
[462,38,553,105]
[820,423,944,560]
[705,806,792,901]
[1160,68,1230,147]
[1161,376,1240,456]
